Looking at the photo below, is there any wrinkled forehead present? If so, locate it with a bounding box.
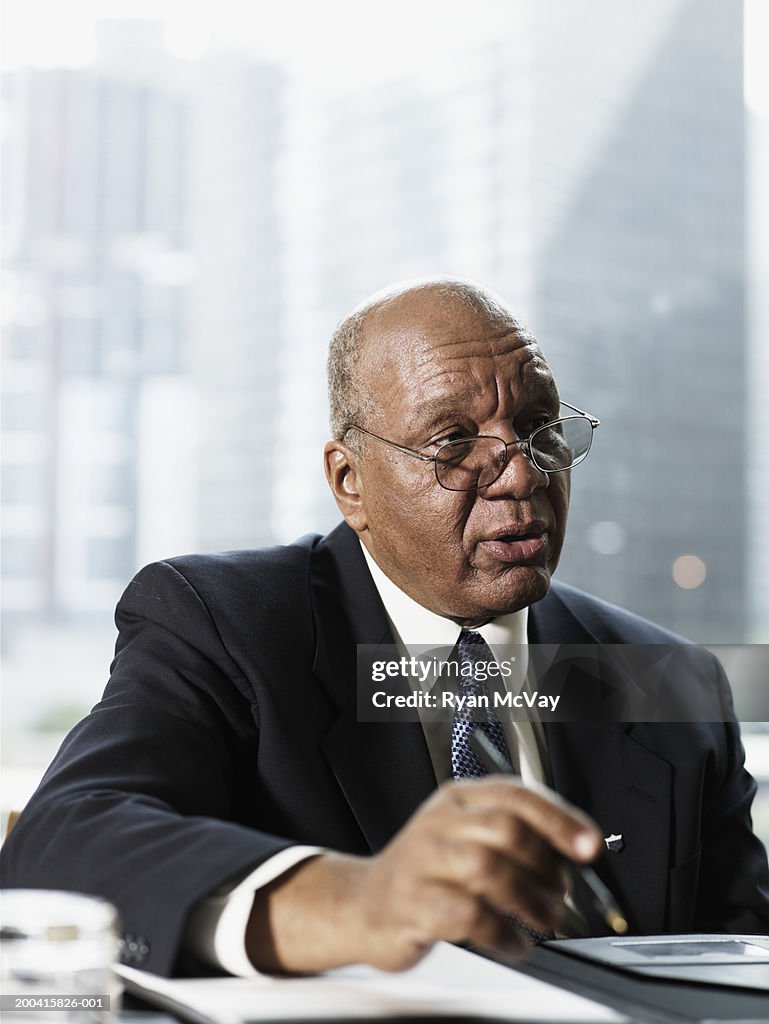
[359,310,558,431]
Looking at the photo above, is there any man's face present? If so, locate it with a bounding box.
[346,293,570,625]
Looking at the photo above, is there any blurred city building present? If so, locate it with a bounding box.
[533,0,747,644]
[2,27,191,625]
[189,55,284,553]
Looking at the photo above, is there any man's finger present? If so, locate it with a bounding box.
[438,841,566,928]
[418,881,530,955]
[447,777,602,862]
[448,808,569,884]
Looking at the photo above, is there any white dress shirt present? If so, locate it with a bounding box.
[184,541,550,974]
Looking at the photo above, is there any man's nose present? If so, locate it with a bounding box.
[480,442,549,500]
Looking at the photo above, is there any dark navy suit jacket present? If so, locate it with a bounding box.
[3,522,768,975]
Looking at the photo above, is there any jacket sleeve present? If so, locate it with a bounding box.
[0,560,296,976]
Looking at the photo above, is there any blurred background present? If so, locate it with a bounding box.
[2,0,768,843]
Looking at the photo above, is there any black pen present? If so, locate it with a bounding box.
[469,729,628,938]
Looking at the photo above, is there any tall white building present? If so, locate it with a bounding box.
[187,56,285,552]
[1,55,191,621]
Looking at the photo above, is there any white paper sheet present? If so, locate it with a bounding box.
[118,941,628,1023]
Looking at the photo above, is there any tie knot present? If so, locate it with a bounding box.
[458,630,490,663]
[458,629,487,649]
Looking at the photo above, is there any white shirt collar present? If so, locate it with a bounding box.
[360,541,528,658]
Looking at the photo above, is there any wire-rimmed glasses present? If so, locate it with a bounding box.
[345,401,599,492]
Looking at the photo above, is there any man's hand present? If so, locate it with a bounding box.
[246,778,602,973]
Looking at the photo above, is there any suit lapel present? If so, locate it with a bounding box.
[530,585,672,933]
[310,524,436,853]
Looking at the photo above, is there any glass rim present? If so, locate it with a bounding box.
[434,415,595,489]
[344,401,599,492]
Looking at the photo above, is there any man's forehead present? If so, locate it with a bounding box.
[361,311,550,392]
[406,347,555,414]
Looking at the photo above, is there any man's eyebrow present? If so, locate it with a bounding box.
[403,382,558,440]
[403,399,469,438]
[526,381,560,411]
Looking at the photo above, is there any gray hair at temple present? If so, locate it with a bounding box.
[326,277,523,442]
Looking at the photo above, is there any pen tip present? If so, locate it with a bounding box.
[607,912,628,935]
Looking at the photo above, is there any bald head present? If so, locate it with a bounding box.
[326,277,528,440]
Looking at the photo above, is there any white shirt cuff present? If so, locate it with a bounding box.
[183,846,324,976]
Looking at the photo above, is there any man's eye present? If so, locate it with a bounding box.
[433,431,470,447]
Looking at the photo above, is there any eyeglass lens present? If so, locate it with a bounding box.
[435,416,594,491]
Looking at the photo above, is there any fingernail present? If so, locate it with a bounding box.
[573,832,597,859]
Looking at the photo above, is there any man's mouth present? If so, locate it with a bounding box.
[477,524,548,563]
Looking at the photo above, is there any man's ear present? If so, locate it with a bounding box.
[324,440,368,533]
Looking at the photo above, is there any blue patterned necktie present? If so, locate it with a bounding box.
[450,630,514,778]
[450,629,553,943]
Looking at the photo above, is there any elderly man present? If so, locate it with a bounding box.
[2,279,768,977]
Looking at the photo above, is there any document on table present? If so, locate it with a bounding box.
[547,934,769,990]
[118,941,628,1024]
